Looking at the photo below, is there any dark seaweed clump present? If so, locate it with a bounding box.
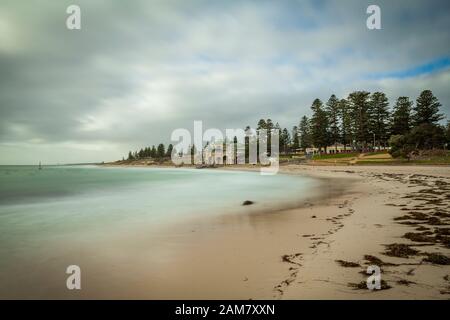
[335,260,360,268]
[422,253,450,265]
[383,243,419,258]
[363,254,397,266]
[397,279,416,286]
[403,232,435,243]
[348,280,391,290]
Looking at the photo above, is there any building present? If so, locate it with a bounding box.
[305,144,353,155]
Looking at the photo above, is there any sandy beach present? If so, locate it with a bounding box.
[276,165,450,299]
[74,164,449,300]
[1,164,449,300]
[126,164,450,300]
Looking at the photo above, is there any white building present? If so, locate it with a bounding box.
[305,144,353,155]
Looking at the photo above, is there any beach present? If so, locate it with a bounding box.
[130,164,449,300]
[75,164,450,299]
[277,165,450,299]
[1,164,449,299]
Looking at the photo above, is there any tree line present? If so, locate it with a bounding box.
[252,89,448,156]
[124,89,449,161]
[127,143,173,161]
[297,89,449,155]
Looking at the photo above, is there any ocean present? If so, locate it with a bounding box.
[0,165,318,298]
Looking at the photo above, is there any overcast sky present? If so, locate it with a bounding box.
[0,0,449,164]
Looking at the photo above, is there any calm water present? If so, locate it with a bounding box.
[0,165,317,297]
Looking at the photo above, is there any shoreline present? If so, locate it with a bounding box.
[1,164,449,299]
[79,165,356,299]
[276,165,450,299]
[135,164,450,299]
[85,164,450,299]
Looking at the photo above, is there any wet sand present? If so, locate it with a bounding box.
[79,165,450,299]
[279,165,450,299]
[137,165,450,299]
[2,165,449,299]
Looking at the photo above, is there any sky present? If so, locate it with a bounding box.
[0,0,449,164]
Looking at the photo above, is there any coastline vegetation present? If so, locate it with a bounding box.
[119,89,449,165]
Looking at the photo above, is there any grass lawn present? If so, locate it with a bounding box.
[313,152,358,160]
[356,154,450,165]
[311,150,450,165]
[364,151,390,156]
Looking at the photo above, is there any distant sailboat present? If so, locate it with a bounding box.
[38,161,42,170]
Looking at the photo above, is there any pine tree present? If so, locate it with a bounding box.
[339,98,353,150]
[310,99,329,152]
[266,119,274,131]
[413,90,443,126]
[391,97,412,136]
[190,144,197,164]
[255,119,266,159]
[233,136,238,164]
[408,123,446,150]
[291,126,300,151]
[244,125,252,163]
[274,122,282,136]
[347,91,371,150]
[326,94,340,151]
[281,128,291,154]
[266,119,275,156]
[157,144,165,158]
[257,119,267,130]
[128,151,134,160]
[166,144,173,157]
[150,145,156,158]
[368,92,390,148]
[299,116,312,150]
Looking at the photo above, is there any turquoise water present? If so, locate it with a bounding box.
[0,165,317,230]
[0,165,317,297]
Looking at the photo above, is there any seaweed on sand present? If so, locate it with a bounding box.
[409,212,430,220]
[403,232,435,243]
[335,260,360,268]
[422,253,450,265]
[436,235,450,248]
[397,221,422,225]
[363,255,397,267]
[383,244,419,258]
[394,215,413,221]
[434,211,450,218]
[348,280,391,290]
[397,279,416,286]
[427,216,445,225]
[281,253,302,265]
[435,228,450,236]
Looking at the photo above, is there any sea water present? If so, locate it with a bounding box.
[0,165,318,297]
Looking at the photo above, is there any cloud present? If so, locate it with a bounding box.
[369,57,450,79]
[0,0,449,164]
